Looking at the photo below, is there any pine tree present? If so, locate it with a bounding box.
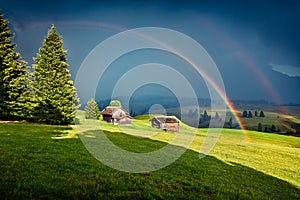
[31,25,79,125]
[202,110,210,121]
[0,13,31,120]
[259,110,265,117]
[242,110,248,118]
[248,111,253,118]
[215,111,220,119]
[84,98,100,119]
[228,117,233,128]
[258,122,262,132]
[271,124,276,132]
[254,110,258,117]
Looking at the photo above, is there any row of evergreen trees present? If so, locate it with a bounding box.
[242,110,265,118]
[0,13,79,125]
[258,123,279,133]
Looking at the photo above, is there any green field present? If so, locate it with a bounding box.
[235,105,300,133]
[236,110,299,133]
[0,111,300,199]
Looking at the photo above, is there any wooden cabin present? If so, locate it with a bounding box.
[100,106,132,126]
[150,116,180,132]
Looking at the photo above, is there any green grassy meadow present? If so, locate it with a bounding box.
[0,111,300,199]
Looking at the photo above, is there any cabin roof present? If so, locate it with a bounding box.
[100,106,129,115]
[100,106,131,120]
[152,116,179,123]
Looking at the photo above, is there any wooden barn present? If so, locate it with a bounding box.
[150,116,180,132]
[100,106,132,126]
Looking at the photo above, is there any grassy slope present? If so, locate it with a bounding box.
[0,112,300,199]
[233,105,300,133]
[106,114,300,188]
[236,110,297,132]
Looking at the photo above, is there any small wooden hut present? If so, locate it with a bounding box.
[150,116,180,132]
[100,106,132,126]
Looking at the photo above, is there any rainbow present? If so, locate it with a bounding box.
[170,49,248,132]
[132,31,248,134]
[12,20,128,37]
[178,52,248,132]
[197,17,287,115]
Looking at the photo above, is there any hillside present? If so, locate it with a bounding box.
[165,105,300,134]
[233,107,300,134]
[0,111,299,199]
[100,97,300,134]
[95,112,300,187]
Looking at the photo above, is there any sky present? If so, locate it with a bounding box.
[2,0,300,105]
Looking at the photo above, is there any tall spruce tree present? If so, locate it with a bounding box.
[31,25,78,125]
[0,13,31,120]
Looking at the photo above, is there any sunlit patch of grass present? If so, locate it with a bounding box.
[282,114,300,123]
[51,125,78,139]
[211,129,300,187]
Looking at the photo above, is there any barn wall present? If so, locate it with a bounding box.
[150,118,179,132]
[151,119,160,129]
[161,122,179,132]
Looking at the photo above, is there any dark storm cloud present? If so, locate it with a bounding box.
[3,0,300,49]
[3,0,300,61]
[181,1,300,63]
[1,0,300,103]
